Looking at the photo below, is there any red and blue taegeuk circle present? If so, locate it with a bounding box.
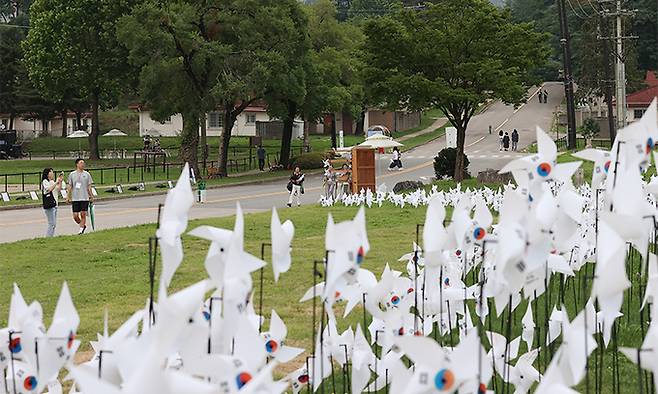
[478,382,487,394]
[236,372,252,388]
[298,374,309,384]
[604,160,611,173]
[434,368,455,391]
[647,137,654,154]
[356,246,365,265]
[67,331,75,349]
[536,162,552,177]
[9,337,21,353]
[23,376,37,391]
[390,295,400,305]
[473,227,486,240]
[265,339,279,353]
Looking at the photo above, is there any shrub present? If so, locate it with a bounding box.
[433,147,470,179]
[290,151,336,170]
[578,117,600,140]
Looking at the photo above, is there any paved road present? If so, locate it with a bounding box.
[0,83,564,243]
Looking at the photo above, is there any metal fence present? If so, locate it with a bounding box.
[555,136,612,151]
[2,151,284,194]
[24,144,304,162]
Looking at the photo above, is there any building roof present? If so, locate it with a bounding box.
[626,71,658,108]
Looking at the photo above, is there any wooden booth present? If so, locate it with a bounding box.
[351,146,375,193]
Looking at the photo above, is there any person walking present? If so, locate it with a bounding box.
[538,90,543,103]
[66,158,94,234]
[498,130,504,151]
[41,168,63,237]
[511,129,519,151]
[257,145,266,171]
[543,89,549,103]
[287,167,304,207]
[388,147,403,170]
[502,132,510,151]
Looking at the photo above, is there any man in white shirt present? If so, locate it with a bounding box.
[66,158,94,234]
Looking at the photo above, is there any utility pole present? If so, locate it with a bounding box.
[557,0,578,150]
[598,11,617,143]
[614,0,627,131]
[598,0,636,132]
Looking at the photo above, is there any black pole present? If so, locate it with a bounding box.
[557,0,578,150]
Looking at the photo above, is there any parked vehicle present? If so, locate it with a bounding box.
[0,131,24,159]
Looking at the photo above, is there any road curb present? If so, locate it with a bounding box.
[0,171,319,212]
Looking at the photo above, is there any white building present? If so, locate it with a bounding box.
[130,104,304,139]
[0,112,93,140]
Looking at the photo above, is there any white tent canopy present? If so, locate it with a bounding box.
[103,129,128,137]
[359,134,403,149]
[67,130,89,138]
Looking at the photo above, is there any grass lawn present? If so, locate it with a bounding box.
[401,125,446,153]
[0,199,646,391]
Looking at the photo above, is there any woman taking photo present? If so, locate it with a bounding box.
[42,168,63,237]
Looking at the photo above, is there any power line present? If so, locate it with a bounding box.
[565,0,589,18]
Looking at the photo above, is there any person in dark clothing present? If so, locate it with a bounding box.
[287,167,305,207]
[257,145,266,171]
[543,89,548,103]
[498,130,504,151]
[511,129,519,151]
[502,132,510,151]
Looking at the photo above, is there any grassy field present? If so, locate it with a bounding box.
[0,198,648,392]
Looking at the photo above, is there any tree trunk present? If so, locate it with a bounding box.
[303,115,310,152]
[453,123,467,181]
[355,108,366,136]
[199,113,207,170]
[41,117,48,135]
[279,100,297,168]
[61,109,67,137]
[75,111,82,130]
[88,91,101,160]
[330,112,337,149]
[180,110,200,178]
[9,112,14,130]
[218,108,236,176]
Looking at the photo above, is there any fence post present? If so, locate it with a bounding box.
[4,175,7,193]
[100,168,104,185]
[114,167,117,183]
[127,167,130,183]
[21,173,25,192]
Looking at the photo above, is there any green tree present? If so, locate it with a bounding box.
[348,0,397,19]
[118,0,230,176]
[302,0,365,150]
[363,0,548,180]
[212,0,309,175]
[120,0,310,176]
[23,0,135,159]
[0,15,28,129]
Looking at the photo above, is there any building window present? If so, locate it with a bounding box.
[209,112,223,128]
[634,109,645,119]
[246,114,256,124]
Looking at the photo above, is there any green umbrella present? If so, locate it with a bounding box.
[89,202,96,230]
